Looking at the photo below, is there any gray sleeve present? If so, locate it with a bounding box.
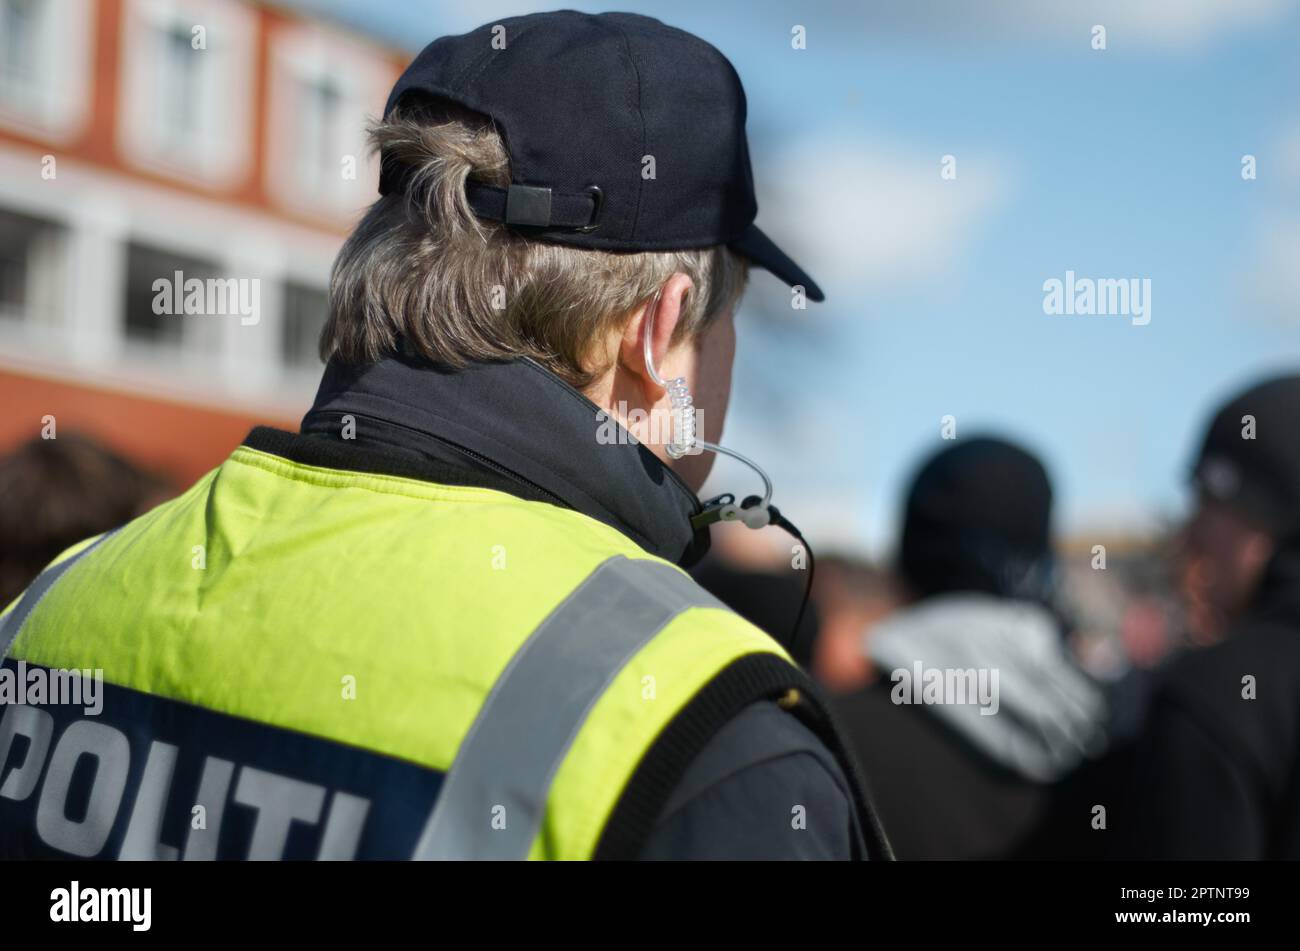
[638,700,865,860]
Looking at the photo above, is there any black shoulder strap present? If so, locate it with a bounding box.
[594,651,895,861]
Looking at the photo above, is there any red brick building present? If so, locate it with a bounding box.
[0,0,405,486]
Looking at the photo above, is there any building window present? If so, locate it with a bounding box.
[0,217,28,320]
[0,0,39,97]
[0,207,64,326]
[0,0,92,139]
[265,21,393,220]
[158,20,200,148]
[117,0,255,188]
[122,241,219,349]
[282,281,328,369]
[298,75,344,195]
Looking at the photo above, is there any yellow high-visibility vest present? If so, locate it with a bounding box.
[0,437,861,860]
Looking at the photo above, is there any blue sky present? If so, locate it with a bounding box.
[288,0,1300,554]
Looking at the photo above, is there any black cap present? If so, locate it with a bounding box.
[380,10,824,302]
[900,437,1054,603]
[1192,373,1300,538]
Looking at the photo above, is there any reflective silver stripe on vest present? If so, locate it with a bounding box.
[0,532,117,663]
[412,555,726,860]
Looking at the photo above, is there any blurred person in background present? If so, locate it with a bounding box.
[833,436,1107,860]
[0,12,890,861]
[692,532,900,691]
[0,434,172,608]
[808,554,899,696]
[1115,373,1300,859]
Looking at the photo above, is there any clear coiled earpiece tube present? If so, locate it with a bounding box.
[641,289,773,522]
[643,289,696,458]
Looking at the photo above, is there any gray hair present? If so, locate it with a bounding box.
[322,99,749,390]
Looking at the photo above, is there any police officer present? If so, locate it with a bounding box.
[0,11,888,861]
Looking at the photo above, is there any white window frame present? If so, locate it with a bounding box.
[116,0,255,189]
[264,19,393,221]
[0,0,94,142]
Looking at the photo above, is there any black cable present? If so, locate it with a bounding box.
[742,496,816,660]
[777,514,815,661]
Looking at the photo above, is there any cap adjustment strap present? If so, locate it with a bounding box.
[466,181,603,232]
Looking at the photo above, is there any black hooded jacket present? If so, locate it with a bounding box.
[1112,541,1300,859]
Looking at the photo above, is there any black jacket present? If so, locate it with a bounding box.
[296,353,882,860]
[1112,542,1300,859]
[833,593,1106,860]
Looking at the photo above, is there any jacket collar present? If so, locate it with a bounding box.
[298,353,710,567]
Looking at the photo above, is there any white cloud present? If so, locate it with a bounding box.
[1244,214,1300,317]
[754,133,1010,297]
[1274,120,1300,189]
[1240,118,1300,320]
